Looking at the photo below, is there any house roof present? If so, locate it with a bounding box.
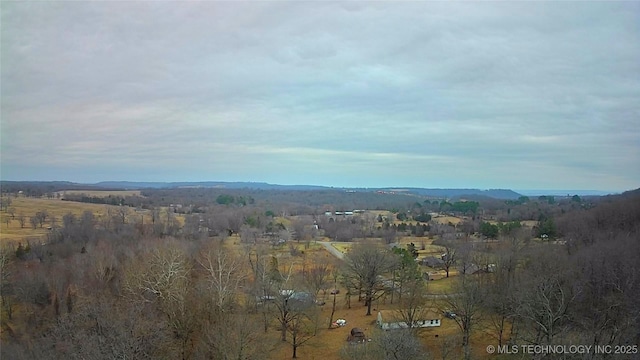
[422,256,444,265]
[377,309,441,322]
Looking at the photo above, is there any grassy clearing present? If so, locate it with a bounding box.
[331,242,353,254]
[426,275,458,293]
[417,244,446,255]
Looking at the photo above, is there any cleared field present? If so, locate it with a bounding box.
[59,190,142,198]
[0,197,117,243]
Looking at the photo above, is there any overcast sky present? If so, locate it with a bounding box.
[1,1,638,191]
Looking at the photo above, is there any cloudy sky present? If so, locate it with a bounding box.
[1,1,638,191]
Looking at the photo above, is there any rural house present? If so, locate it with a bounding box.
[421,256,445,268]
[376,310,441,330]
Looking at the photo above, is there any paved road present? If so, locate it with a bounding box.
[319,241,346,260]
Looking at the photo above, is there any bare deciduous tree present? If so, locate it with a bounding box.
[514,252,575,346]
[29,216,38,229]
[344,242,395,316]
[287,302,319,358]
[123,241,197,360]
[303,261,330,301]
[395,276,429,330]
[441,277,484,360]
[197,311,265,360]
[198,242,246,312]
[17,213,25,228]
[440,241,456,278]
[240,224,260,244]
[376,329,428,360]
[272,265,297,342]
[35,210,47,228]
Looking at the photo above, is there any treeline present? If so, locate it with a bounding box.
[0,181,122,198]
[139,188,429,214]
[427,189,640,359]
[61,194,124,206]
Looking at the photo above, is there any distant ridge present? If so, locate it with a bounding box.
[2,180,523,200]
[376,187,522,200]
[93,181,328,191]
[95,182,521,199]
[516,189,618,197]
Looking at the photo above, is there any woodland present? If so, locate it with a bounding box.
[0,184,639,359]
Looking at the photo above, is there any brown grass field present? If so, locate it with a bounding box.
[0,196,182,244]
[0,197,115,243]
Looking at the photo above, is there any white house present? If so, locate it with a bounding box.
[376,310,441,330]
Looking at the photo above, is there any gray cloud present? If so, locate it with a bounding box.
[1,1,638,191]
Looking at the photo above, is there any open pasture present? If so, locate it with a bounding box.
[0,196,178,243]
[0,197,116,243]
